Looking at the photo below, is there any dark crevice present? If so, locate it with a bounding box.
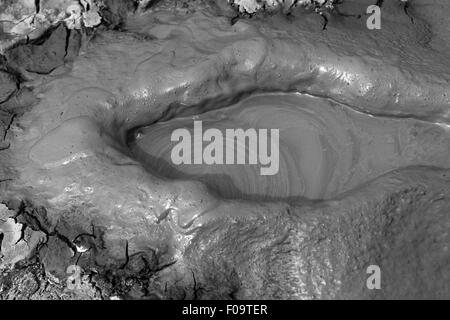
[14,223,27,245]
[35,0,41,14]
[0,232,4,255]
[29,23,62,47]
[403,1,414,24]
[0,63,25,88]
[230,15,240,25]
[0,87,18,106]
[2,113,15,141]
[13,202,77,255]
[153,259,177,273]
[0,202,149,298]
[143,0,164,11]
[5,23,82,76]
[191,270,203,300]
[120,240,130,269]
[64,29,72,59]
[54,229,78,254]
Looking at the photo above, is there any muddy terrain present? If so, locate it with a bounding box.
[0,0,449,299]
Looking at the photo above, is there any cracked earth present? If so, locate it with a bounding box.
[0,0,450,300]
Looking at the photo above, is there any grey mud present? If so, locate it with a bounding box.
[0,0,449,299]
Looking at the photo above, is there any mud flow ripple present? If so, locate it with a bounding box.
[0,0,450,300]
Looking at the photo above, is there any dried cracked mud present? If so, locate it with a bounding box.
[0,0,449,300]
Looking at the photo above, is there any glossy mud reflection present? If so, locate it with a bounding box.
[1,0,450,299]
[131,93,450,201]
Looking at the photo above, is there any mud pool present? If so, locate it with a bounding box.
[0,0,450,300]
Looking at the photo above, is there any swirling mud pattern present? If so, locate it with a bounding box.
[0,0,449,300]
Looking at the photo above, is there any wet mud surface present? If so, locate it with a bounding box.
[133,92,450,201]
[0,0,450,299]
